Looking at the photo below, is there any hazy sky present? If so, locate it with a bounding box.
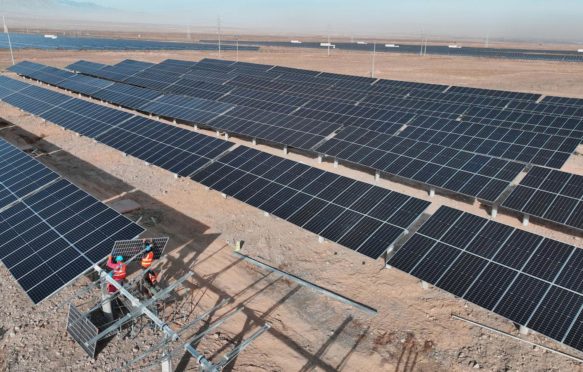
[12,0,583,41]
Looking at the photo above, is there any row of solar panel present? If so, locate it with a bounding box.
[0,138,144,303]
[0,33,259,51]
[16,63,339,152]
[106,57,583,127]
[11,64,526,203]
[80,58,583,147]
[502,167,583,231]
[59,59,582,169]
[201,39,583,63]
[389,206,583,352]
[0,75,429,260]
[9,63,583,231]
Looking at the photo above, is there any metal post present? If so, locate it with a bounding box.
[491,205,498,218]
[161,335,173,372]
[371,42,376,78]
[233,252,377,316]
[217,16,221,58]
[101,282,114,323]
[3,16,15,65]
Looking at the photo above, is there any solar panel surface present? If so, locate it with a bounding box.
[0,138,144,303]
[388,206,583,352]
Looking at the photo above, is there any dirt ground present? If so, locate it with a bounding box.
[0,47,583,372]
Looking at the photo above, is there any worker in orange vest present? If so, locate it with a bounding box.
[141,240,155,270]
[106,255,127,293]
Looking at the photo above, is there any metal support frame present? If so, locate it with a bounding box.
[233,252,377,316]
[86,266,191,347]
[215,324,271,369]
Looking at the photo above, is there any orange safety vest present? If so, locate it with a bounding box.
[112,262,127,281]
[141,251,154,269]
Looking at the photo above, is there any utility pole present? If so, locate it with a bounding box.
[217,16,221,58]
[327,24,331,57]
[236,35,239,62]
[371,42,376,78]
[3,16,15,65]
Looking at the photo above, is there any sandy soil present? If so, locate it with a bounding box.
[0,48,583,372]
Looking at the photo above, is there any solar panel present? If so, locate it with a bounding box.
[66,60,107,75]
[59,74,115,96]
[140,94,234,124]
[111,237,169,260]
[91,82,163,110]
[67,303,98,358]
[7,61,47,75]
[400,115,578,168]
[315,126,524,202]
[95,116,235,177]
[502,166,583,232]
[191,146,430,259]
[388,206,583,353]
[0,138,145,303]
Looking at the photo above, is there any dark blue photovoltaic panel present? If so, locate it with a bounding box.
[389,206,583,353]
[0,138,144,304]
[315,126,524,202]
[191,146,429,259]
[0,33,259,51]
[503,166,583,232]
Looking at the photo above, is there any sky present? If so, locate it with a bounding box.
[7,0,583,42]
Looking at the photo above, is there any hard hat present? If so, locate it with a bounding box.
[145,244,152,252]
[115,255,124,262]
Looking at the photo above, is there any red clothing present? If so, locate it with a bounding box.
[107,256,127,281]
[141,251,154,269]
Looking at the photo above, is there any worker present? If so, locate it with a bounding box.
[141,239,155,270]
[106,255,127,293]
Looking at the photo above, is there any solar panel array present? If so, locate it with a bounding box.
[58,59,582,169]
[0,138,144,303]
[316,126,524,202]
[111,237,169,260]
[200,39,583,63]
[389,206,583,353]
[0,32,259,51]
[502,167,583,231]
[11,60,583,205]
[67,303,98,358]
[192,146,430,259]
[0,76,430,260]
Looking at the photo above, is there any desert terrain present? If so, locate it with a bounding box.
[0,45,582,371]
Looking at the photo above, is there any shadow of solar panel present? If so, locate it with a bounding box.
[111,237,169,260]
[67,304,98,358]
